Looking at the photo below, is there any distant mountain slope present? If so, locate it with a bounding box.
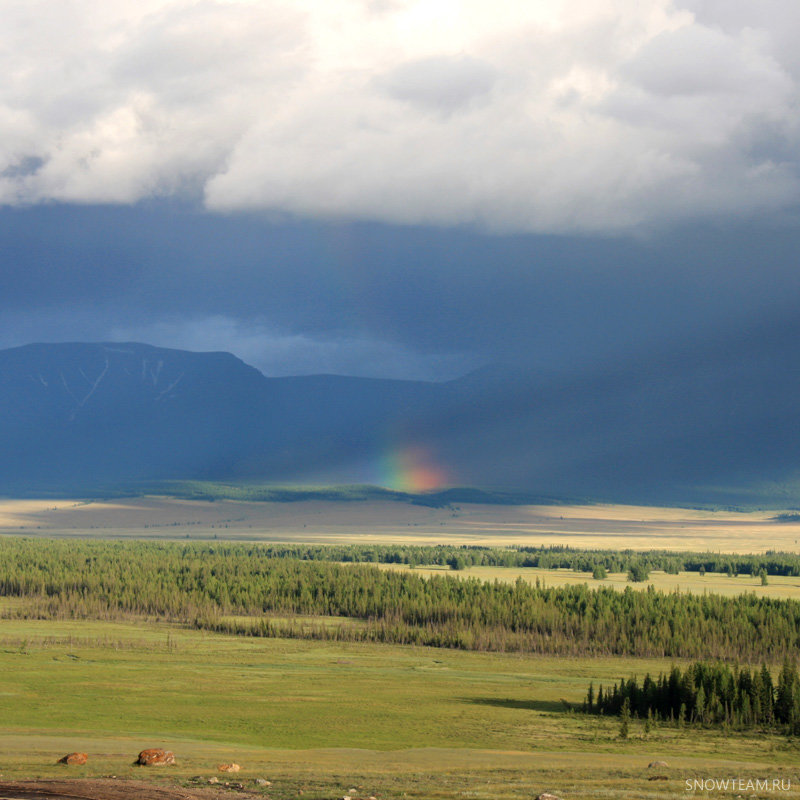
[1,339,799,505]
[0,342,442,491]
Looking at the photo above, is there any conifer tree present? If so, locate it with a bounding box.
[776,659,797,724]
[619,698,630,739]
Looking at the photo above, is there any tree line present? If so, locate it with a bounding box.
[250,543,800,577]
[584,660,800,734]
[1,538,800,660]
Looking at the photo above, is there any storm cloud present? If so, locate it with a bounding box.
[1,202,799,381]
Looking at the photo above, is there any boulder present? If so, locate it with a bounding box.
[57,752,88,765]
[536,795,562,800]
[136,748,175,766]
[648,761,669,768]
[218,763,240,773]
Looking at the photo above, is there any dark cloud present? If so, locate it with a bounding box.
[2,203,800,381]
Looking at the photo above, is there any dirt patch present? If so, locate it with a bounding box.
[0,779,260,800]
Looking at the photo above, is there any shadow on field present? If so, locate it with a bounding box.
[464,697,566,713]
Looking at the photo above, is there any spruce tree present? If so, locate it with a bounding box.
[776,659,797,725]
[695,684,706,724]
[619,698,631,739]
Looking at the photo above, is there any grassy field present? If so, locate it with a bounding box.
[376,563,800,599]
[3,500,800,799]
[2,496,800,552]
[1,619,799,799]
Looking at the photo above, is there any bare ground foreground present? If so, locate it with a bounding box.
[3,775,444,800]
[1,496,800,552]
[0,780,261,800]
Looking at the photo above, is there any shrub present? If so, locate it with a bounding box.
[627,562,649,582]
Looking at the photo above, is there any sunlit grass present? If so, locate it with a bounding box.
[4,495,800,553]
[2,619,799,797]
[375,564,800,599]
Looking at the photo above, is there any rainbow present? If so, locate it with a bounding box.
[378,444,450,492]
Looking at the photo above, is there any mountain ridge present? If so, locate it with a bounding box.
[2,340,799,505]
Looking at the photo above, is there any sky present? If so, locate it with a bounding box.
[2,0,800,380]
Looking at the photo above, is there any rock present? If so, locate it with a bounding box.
[536,794,562,800]
[648,775,669,781]
[136,748,175,766]
[648,761,669,768]
[57,752,88,765]
[218,763,241,773]
[255,779,271,786]
[207,777,219,784]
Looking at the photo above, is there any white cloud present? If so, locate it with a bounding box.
[377,55,496,113]
[1,0,799,232]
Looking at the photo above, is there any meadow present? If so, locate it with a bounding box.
[377,563,800,599]
[3,494,800,552]
[1,618,799,800]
